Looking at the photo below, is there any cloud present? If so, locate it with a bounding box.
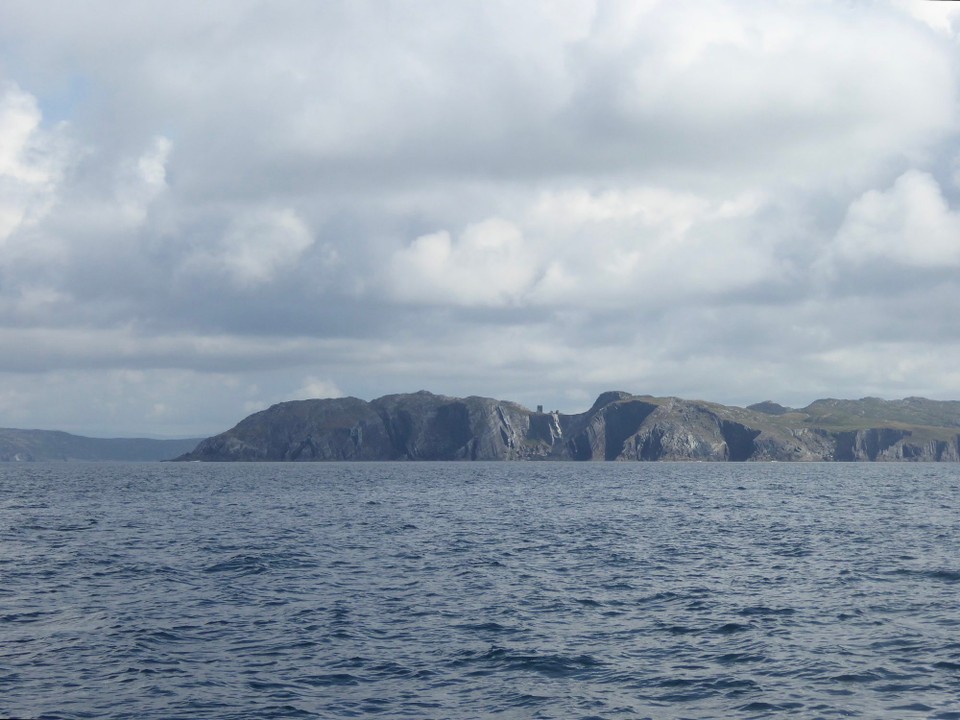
[0,83,48,184]
[1,1,960,435]
[389,218,538,306]
[216,208,314,286]
[292,376,344,401]
[386,185,780,313]
[831,171,960,268]
[0,81,71,248]
[182,207,315,287]
[562,0,955,187]
[116,134,171,224]
[893,0,960,37]
[526,186,778,306]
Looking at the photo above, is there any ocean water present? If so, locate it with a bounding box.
[2,462,960,719]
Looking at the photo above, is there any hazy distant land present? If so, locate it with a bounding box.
[0,429,203,462]
[175,391,960,462]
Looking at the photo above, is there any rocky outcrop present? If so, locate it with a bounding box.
[622,401,730,461]
[562,399,659,460]
[370,392,530,460]
[832,429,960,462]
[182,391,537,462]
[175,391,960,462]
[751,427,835,462]
[610,401,764,461]
[896,439,960,462]
[834,428,910,461]
[185,397,392,461]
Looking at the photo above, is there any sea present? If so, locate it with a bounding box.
[2,461,960,720]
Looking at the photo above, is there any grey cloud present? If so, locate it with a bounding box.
[1,0,960,436]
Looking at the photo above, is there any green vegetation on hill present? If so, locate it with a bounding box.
[795,397,960,438]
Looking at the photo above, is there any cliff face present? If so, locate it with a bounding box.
[184,391,534,462]
[369,392,530,460]
[559,397,659,461]
[832,429,960,462]
[184,397,391,461]
[176,391,960,462]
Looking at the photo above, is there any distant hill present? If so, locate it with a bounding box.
[746,400,794,415]
[176,391,960,463]
[798,396,960,432]
[0,429,203,462]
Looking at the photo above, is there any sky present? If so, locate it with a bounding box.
[2,0,960,438]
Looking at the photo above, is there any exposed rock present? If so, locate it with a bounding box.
[185,397,391,461]
[609,400,764,461]
[527,411,564,450]
[832,429,960,462]
[751,427,834,462]
[833,428,910,461]
[183,391,535,462]
[370,392,531,460]
[588,390,635,413]
[720,420,762,461]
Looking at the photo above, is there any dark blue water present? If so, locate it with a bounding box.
[2,462,960,719]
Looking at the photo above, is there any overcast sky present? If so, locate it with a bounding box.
[2,0,960,437]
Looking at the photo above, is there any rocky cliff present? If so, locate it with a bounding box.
[176,391,960,462]
[182,391,534,461]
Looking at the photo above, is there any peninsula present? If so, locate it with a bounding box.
[175,391,960,462]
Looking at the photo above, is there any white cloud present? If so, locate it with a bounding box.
[184,207,315,287]
[116,134,171,224]
[0,82,51,183]
[0,81,70,247]
[832,171,960,268]
[568,0,955,187]
[292,376,344,400]
[389,218,539,306]
[387,185,781,311]
[892,0,960,37]
[524,186,715,305]
[528,186,711,231]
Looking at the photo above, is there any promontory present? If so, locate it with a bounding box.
[175,391,960,462]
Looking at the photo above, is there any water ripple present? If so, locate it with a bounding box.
[3,461,960,718]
